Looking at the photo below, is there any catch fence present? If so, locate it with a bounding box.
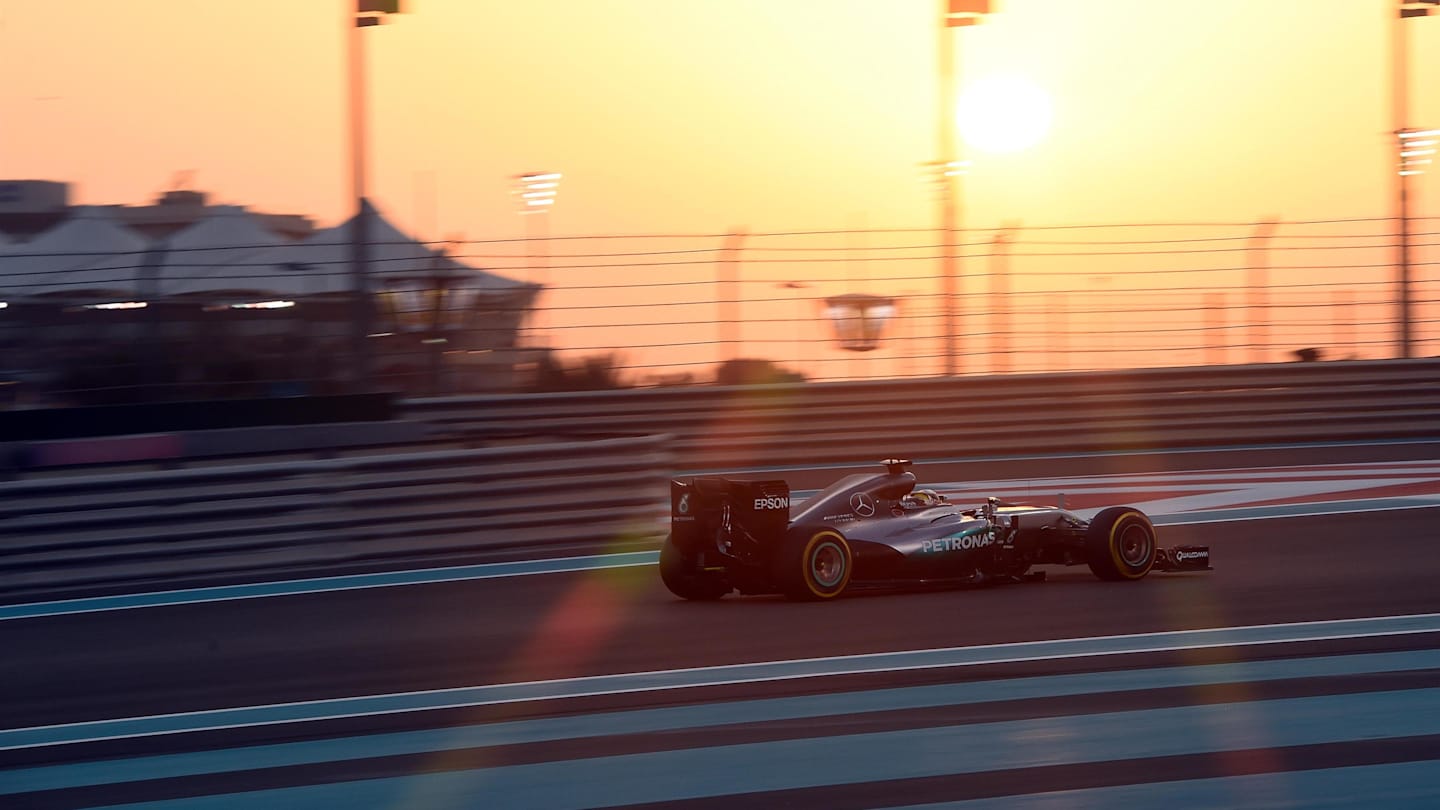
[2,216,1437,402]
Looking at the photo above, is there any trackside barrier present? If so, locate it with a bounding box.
[0,435,673,601]
[0,392,396,442]
[404,358,1440,469]
[11,360,1436,478]
[400,354,1440,464]
[0,421,434,476]
[5,359,1439,601]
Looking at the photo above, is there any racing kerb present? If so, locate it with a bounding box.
[0,435,672,602]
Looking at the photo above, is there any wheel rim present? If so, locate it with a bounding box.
[810,541,846,588]
[1118,523,1153,567]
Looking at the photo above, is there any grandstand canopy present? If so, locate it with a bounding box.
[0,207,151,303]
[0,200,536,306]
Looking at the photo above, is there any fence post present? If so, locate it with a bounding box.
[1206,291,1225,366]
[717,229,748,365]
[1248,218,1280,364]
[990,224,1020,374]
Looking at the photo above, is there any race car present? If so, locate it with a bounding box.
[661,458,1211,601]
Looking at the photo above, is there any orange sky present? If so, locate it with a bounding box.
[5,1,1436,234]
[2,1,1438,377]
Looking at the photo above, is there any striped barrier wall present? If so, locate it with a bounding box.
[0,434,672,601]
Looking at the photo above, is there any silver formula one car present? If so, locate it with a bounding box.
[662,459,1211,601]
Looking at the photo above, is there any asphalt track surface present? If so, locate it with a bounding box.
[4,442,1440,807]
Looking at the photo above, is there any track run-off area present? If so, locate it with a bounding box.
[3,441,1440,808]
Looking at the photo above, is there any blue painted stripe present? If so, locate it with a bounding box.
[886,761,1440,809]
[84,689,1440,810]
[5,649,1440,795]
[0,552,657,622]
[5,613,1440,753]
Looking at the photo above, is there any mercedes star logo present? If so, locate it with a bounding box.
[850,492,876,517]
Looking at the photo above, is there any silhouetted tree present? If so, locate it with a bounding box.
[714,358,806,386]
[530,351,629,392]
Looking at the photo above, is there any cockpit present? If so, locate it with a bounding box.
[900,488,948,510]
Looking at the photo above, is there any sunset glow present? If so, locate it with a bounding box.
[0,1,1437,383]
[957,74,1054,154]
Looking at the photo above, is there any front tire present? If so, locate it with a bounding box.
[1086,507,1157,581]
[774,529,853,601]
[659,535,731,600]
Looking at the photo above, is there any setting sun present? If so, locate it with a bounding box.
[957,74,1054,154]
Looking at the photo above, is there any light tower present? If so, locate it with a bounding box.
[936,0,994,376]
[512,172,562,345]
[1393,1,1438,357]
[347,0,405,385]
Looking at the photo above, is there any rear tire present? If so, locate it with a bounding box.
[1086,507,1157,581]
[774,529,853,601]
[659,535,731,601]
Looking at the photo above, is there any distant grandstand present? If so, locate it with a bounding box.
[0,181,539,404]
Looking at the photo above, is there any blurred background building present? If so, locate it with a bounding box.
[0,179,539,404]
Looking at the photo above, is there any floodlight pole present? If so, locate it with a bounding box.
[778,281,810,365]
[717,230,748,364]
[347,12,370,385]
[1394,1,1438,358]
[990,225,1017,374]
[347,1,403,387]
[1395,4,1414,359]
[1247,218,1279,364]
[514,172,562,347]
[937,0,990,377]
[937,4,959,377]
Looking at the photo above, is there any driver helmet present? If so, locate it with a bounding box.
[910,489,944,507]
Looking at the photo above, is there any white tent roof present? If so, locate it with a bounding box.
[298,202,450,296]
[161,206,279,292]
[0,207,151,301]
[158,205,314,299]
[303,202,534,294]
[0,200,535,306]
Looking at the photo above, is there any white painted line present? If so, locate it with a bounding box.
[8,651,1440,795]
[4,612,1439,751]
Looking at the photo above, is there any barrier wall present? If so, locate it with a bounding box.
[1,435,671,601]
[1,420,432,474]
[0,393,397,442]
[408,358,1440,469]
[6,358,1440,600]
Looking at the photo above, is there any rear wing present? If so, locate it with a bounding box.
[670,477,790,554]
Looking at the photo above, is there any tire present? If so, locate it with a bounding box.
[774,529,853,601]
[1085,507,1157,581]
[659,535,731,601]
